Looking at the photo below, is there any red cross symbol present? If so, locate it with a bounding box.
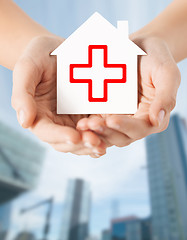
[70,45,127,102]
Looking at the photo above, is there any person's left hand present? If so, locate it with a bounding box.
[77,36,181,148]
[11,36,107,157]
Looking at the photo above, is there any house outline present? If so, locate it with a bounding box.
[51,12,146,114]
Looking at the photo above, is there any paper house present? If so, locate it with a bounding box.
[51,12,146,114]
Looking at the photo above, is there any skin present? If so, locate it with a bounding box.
[78,0,187,149]
[0,0,186,157]
[12,36,107,157]
[0,0,106,157]
[77,37,181,147]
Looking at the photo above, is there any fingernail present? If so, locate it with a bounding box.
[93,149,102,154]
[66,140,74,145]
[18,110,25,126]
[94,153,101,158]
[158,110,165,126]
[84,142,93,148]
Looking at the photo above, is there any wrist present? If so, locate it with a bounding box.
[130,31,163,50]
[12,33,64,70]
[130,31,174,59]
[130,30,180,62]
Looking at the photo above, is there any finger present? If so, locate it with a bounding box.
[85,116,132,147]
[12,58,41,128]
[51,142,82,153]
[30,117,81,144]
[149,63,181,126]
[73,145,106,156]
[73,141,107,156]
[77,117,111,146]
[77,118,93,131]
[77,115,105,131]
[80,131,107,155]
[77,117,109,145]
[51,140,106,156]
[105,115,156,140]
[81,130,105,149]
[89,153,106,158]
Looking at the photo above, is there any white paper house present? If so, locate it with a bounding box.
[51,12,146,114]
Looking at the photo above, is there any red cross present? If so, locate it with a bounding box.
[69,45,127,102]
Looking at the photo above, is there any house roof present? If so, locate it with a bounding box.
[51,12,146,56]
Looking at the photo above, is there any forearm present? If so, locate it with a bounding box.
[131,0,187,62]
[0,0,56,70]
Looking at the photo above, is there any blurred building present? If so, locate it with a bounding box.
[102,229,111,240]
[0,231,9,240]
[146,114,187,240]
[110,216,151,240]
[85,236,100,240]
[111,216,138,240]
[0,202,11,240]
[0,203,11,231]
[140,218,152,240]
[0,121,45,204]
[59,179,91,240]
[14,231,36,240]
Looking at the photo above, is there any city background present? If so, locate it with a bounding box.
[0,0,187,240]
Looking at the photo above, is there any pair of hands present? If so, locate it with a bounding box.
[11,35,181,157]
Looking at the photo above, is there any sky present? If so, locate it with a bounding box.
[8,140,149,239]
[0,0,187,239]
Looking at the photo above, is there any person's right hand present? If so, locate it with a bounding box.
[77,36,181,148]
[11,36,107,157]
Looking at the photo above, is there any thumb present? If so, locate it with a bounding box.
[12,59,40,128]
[149,64,181,126]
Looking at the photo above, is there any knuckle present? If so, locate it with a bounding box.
[174,66,181,86]
[171,65,181,87]
[110,116,122,127]
[162,119,170,132]
[162,62,181,87]
[168,96,176,111]
[162,95,176,112]
[156,119,170,133]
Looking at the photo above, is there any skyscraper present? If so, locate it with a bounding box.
[0,120,45,204]
[102,229,111,240]
[146,114,187,240]
[0,203,11,231]
[0,202,11,239]
[110,216,151,240]
[14,232,36,240]
[59,179,91,240]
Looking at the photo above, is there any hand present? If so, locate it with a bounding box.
[11,36,106,157]
[77,36,181,147]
